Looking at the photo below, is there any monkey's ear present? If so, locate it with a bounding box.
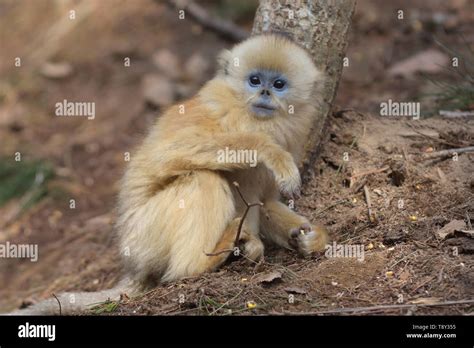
[216,49,232,75]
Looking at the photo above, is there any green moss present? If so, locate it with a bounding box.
[0,158,54,212]
[89,300,119,314]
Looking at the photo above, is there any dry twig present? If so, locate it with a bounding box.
[206,182,263,257]
[232,182,264,244]
[164,0,249,41]
[406,125,462,148]
[350,166,390,181]
[421,146,474,160]
[313,199,350,218]
[52,293,62,316]
[363,185,376,223]
[439,110,474,118]
[278,299,474,315]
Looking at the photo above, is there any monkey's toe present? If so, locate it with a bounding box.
[244,239,264,261]
[240,238,264,262]
[289,223,328,256]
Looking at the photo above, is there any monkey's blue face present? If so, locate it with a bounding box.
[245,69,289,119]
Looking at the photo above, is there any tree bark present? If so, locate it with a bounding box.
[252,0,356,181]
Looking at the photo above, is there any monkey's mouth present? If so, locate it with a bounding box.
[251,102,277,117]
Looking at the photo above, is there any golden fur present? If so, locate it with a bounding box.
[116,34,328,287]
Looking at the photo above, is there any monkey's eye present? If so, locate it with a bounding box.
[273,79,286,90]
[249,75,261,86]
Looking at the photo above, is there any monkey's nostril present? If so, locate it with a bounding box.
[260,89,271,96]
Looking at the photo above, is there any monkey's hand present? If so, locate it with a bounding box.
[264,147,301,199]
[289,223,328,257]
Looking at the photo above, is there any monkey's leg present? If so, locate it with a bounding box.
[238,206,264,262]
[203,216,263,269]
[203,217,241,270]
[260,200,328,256]
[165,216,261,281]
[160,170,265,282]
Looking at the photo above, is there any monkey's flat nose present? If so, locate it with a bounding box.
[260,89,271,96]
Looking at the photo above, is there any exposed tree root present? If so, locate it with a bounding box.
[5,278,134,315]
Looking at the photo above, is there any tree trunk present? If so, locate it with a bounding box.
[252,0,356,181]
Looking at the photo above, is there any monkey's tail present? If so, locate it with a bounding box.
[4,277,135,315]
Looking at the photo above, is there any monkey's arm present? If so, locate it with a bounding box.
[143,131,301,196]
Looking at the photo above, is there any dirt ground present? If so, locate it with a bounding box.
[0,0,473,315]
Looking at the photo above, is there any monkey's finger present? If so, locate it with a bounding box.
[290,228,300,239]
[293,189,301,200]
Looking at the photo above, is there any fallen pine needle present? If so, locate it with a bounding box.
[350,166,390,180]
[363,185,376,223]
[277,299,474,315]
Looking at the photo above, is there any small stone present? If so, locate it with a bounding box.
[152,49,181,79]
[142,74,175,107]
[184,53,209,82]
[40,61,73,79]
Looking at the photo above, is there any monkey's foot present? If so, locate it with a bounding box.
[238,233,264,261]
[289,223,328,256]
